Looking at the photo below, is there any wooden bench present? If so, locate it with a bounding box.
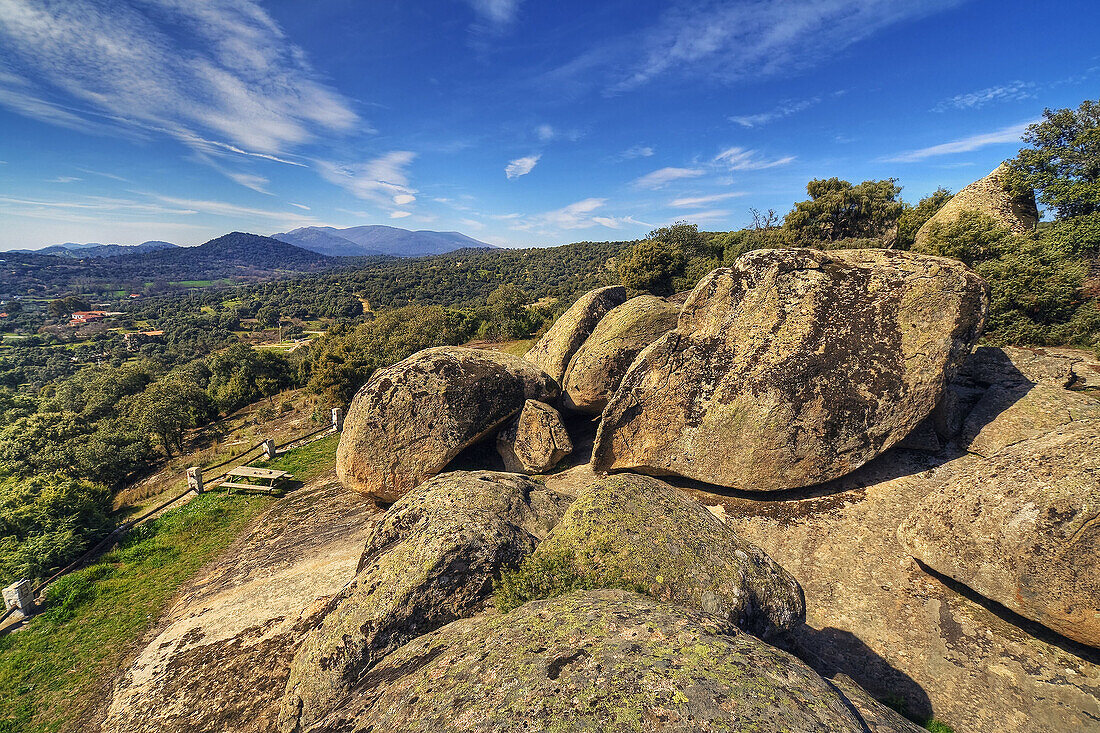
[218,466,293,494]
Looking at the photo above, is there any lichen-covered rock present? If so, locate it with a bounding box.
[336,346,559,501]
[594,249,988,491]
[525,473,804,637]
[898,421,1100,648]
[104,478,379,733]
[913,162,1038,251]
[524,285,628,383]
[279,471,571,733]
[562,294,680,413]
[960,382,1100,456]
[310,590,887,733]
[496,399,573,473]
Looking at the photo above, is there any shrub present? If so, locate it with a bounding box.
[494,549,645,613]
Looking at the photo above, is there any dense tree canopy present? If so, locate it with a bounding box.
[1008,99,1100,219]
[784,178,904,243]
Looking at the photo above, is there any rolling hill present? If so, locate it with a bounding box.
[12,240,178,258]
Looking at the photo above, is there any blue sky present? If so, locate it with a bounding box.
[0,0,1097,250]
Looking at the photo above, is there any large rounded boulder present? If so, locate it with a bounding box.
[562,294,681,413]
[310,589,906,733]
[913,162,1038,251]
[898,420,1100,648]
[280,471,572,733]
[336,346,558,501]
[510,473,804,637]
[524,285,628,383]
[594,249,988,491]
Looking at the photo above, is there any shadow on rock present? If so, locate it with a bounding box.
[782,625,934,724]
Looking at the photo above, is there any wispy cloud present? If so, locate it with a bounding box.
[47,176,82,184]
[317,151,418,207]
[0,0,359,190]
[679,208,730,223]
[390,211,412,219]
[505,154,541,179]
[884,121,1033,163]
[633,166,705,189]
[535,124,555,142]
[223,171,270,195]
[934,81,1035,111]
[730,97,819,128]
[76,167,129,182]
[560,0,964,94]
[670,192,747,208]
[514,198,647,233]
[714,147,794,170]
[465,0,521,27]
[618,145,655,160]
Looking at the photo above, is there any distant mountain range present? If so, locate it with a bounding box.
[272,225,492,257]
[14,226,492,260]
[12,240,178,258]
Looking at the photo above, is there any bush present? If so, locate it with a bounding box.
[0,473,112,584]
[911,210,1013,266]
[494,549,645,613]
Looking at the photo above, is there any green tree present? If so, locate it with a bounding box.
[617,223,703,295]
[206,344,292,414]
[47,296,91,319]
[1008,99,1100,219]
[131,378,214,456]
[783,178,904,243]
[896,188,953,249]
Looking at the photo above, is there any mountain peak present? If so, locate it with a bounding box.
[272,225,493,258]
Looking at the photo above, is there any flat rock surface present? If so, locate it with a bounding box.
[900,421,1100,648]
[336,346,558,501]
[960,382,1100,456]
[103,473,379,733]
[309,589,897,733]
[594,248,987,490]
[682,449,1100,733]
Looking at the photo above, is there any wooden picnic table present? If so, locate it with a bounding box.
[219,466,293,494]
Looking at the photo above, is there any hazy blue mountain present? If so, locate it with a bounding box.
[273,225,492,257]
[12,240,178,258]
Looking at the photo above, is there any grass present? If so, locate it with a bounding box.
[0,491,276,733]
[253,432,339,484]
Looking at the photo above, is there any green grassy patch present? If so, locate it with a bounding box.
[0,491,275,733]
[254,432,339,484]
[497,338,535,357]
[494,549,645,613]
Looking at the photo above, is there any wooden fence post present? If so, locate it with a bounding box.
[263,439,277,460]
[186,466,204,494]
[331,407,344,432]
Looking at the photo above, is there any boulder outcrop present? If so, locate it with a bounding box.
[562,294,681,413]
[899,420,1100,648]
[960,381,1100,456]
[104,477,379,733]
[913,162,1039,251]
[496,399,573,473]
[594,248,988,491]
[524,285,628,383]
[279,471,571,733]
[310,589,914,733]
[336,346,559,501]
[526,473,804,637]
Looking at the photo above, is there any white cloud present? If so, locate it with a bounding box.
[465,0,521,28]
[714,147,795,170]
[633,166,705,189]
[47,176,82,184]
[934,81,1035,111]
[535,124,555,141]
[0,0,359,158]
[390,211,412,219]
[317,151,418,206]
[223,170,270,194]
[505,154,540,180]
[551,0,963,93]
[149,194,318,226]
[730,97,819,127]
[619,145,655,160]
[393,193,417,205]
[679,208,730,223]
[670,192,747,208]
[289,202,311,211]
[514,198,648,233]
[884,122,1033,163]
